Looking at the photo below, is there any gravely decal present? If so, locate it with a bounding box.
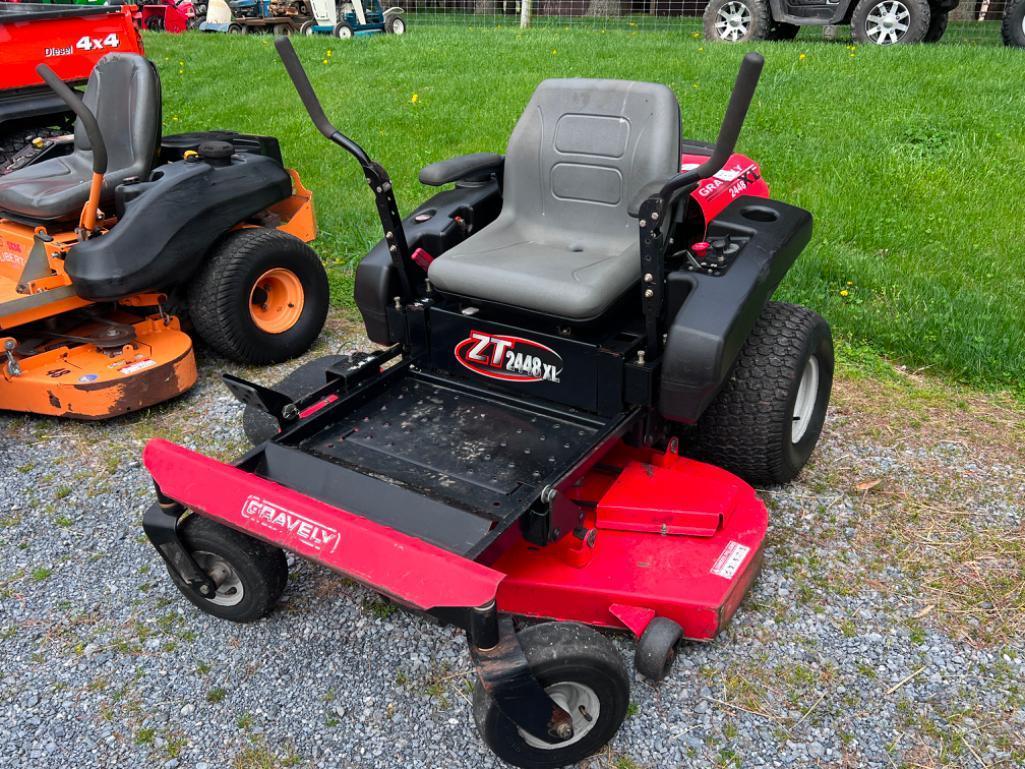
[455,331,563,383]
[241,496,340,553]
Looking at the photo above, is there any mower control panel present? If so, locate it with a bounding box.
[679,235,746,277]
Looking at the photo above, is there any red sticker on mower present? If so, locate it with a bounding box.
[454,331,563,384]
[241,495,340,554]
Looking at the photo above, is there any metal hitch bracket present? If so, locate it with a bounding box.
[469,616,574,745]
[222,373,300,429]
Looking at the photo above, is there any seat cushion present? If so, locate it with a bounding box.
[428,218,638,320]
[0,154,94,221]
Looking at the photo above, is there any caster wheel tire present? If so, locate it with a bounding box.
[242,354,350,445]
[689,302,834,486]
[300,20,315,35]
[850,0,930,44]
[703,0,772,42]
[334,22,353,38]
[635,617,683,682]
[385,15,405,34]
[472,622,630,769]
[168,514,288,623]
[188,228,329,365]
[227,22,245,33]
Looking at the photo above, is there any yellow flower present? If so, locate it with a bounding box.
[411,93,419,104]
[551,48,557,55]
[322,59,329,64]
[799,53,807,60]
[327,49,333,56]
[840,289,849,297]
[847,280,854,286]
[691,31,700,38]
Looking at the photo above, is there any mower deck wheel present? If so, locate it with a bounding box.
[187,227,328,365]
[242,354,351,445]
[168,514,288,623]
[688,301,833,486]
[472,622,629,769]
[228,22,245,33]
[634,617,683,682]
[385,15,406,34]
[334,22,353,38]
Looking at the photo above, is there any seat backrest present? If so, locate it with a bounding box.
[502,78,680,246]
[75,53,162,184]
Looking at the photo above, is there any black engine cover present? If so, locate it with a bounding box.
[66,152,292,302]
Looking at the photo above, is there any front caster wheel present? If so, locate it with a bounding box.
[167,514,288,622]
[635,617,683,682]
[472,622,630,769]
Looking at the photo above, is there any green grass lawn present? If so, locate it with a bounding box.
[144,28,1025,395]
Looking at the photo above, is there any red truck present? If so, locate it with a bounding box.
[0,2,144,173]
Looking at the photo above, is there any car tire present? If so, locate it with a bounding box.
[851,0,931,44]
[1003,0,1025,47]
[703,0,773,42]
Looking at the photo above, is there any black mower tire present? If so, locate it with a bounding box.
[168,514,288,623]
[689,302,833,486]
[385,14,406,34]
[850,0,930,44]
[923,9,948,41]
[1004,0,1025,47]
[703,0,773,42]
[188,228,328,365]
[635,617,684,683]
[242,354,350,445]
[333,21,354,38]
[300,20,315,35]
[472,622,630,769]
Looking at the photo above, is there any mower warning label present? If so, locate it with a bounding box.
[710,541,750,580]
[454,331,563,384]
[241,496,340,554]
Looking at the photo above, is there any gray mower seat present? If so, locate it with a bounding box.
[428,78,680,321]
[0,53,161,223]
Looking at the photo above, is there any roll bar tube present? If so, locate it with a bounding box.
[274,37,415,300]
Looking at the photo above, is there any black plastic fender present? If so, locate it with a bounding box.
[354,179,502,345]
[659,196,812,425]
[65,152,292,301]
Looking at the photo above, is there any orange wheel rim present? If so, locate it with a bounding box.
[249,268,305,334]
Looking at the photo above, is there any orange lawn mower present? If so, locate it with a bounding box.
[0,53,329,419]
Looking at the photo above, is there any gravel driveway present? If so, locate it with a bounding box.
[2,316,1023,769]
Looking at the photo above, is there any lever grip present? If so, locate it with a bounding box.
[36,63,107,175]
[704,51,764,173]
[275,37,338,140]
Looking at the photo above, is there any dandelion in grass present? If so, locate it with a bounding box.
[322,59,329,64]
[552,49,557,55]
[691,31,700,38]
[840,289,850,297]
[799,53,807,61]
[411,93,419,104]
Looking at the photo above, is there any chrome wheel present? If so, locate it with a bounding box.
[865,0,911,43]
[518,682,601,750]
[791,355,820,443]
[192,550,245,607]
[715,1,752,41]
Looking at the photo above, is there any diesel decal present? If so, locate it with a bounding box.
[455,331,563,384]
[241,495,340,553]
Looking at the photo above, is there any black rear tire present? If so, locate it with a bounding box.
[703,0,772,41]
[167,515,288,623]
[242,354,350,445]
[688,302,833,486]
[187,228,329,365]
[923,9,948,41]
[850,0,930,44]
[1004,0,1025,47]
[472,623,630,769]
[635,617,683,683]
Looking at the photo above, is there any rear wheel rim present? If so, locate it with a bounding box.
[338,26,352,37]
[791,355,820,443]
[518,682,601,750]
[249,267,305,334]
[192,550,245,606]
[392,18,405,33]
[715,1,751,41]
[865,0,910,43]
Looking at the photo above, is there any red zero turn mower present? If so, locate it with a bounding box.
[142,39,833,768]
